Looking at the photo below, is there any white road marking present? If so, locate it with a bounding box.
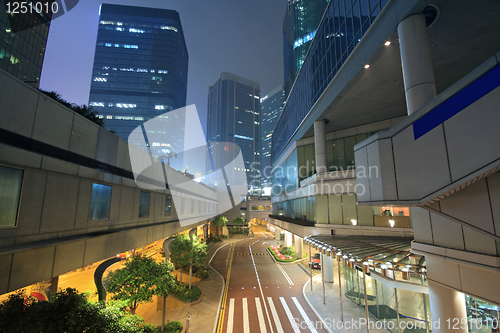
[255,297,268,333]
[243,298,250,333]
[249,239,275,333]
[267,297,285,333]
[227,298,235,333]
[275,262,294,285]
[292,297,318,333]
[279,297,301,333]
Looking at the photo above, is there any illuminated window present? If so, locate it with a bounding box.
[129,28,145,33]
[100,20,114,25]
[116,103,136,108]
[106,115,112,119]
[165,195,172,216]
[93,77,107,82]
[89,183,112,221]
[139,191,150,218]
[123,44,138,49]
[0,166,23,227]
[160,26,178,32]
[90,102,105,107]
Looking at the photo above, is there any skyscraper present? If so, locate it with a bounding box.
[88,4,188,143]
[207,72,261,193]
[260,86,285,193]
[283,0,329,97]
[0,2,51,86]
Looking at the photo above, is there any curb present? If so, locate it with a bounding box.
[266,247,302,265]
[302,274,334,333]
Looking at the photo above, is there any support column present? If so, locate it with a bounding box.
[428,281,468,333]
[314,119,327,174]
[49,276,59,300]
[294,235,303,259]
[284,231,292,247]
[398,14,436,115]
[322,253,334,283]
[275,227,281,241]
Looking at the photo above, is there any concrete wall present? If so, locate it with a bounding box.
[355,52,500,207]
[0,69,213,293]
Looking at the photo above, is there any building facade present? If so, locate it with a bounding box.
[207,72,261,194]
[260,86,285,193]
[269,0,500,331]
[283,0,329,97]
[88,4,188,144]
[0,1,51,86]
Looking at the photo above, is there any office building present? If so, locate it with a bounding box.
[260,86,285,193]
[269,0,500,331]
[88,4,188,146]
[283,0,329,97]
[0,1,51,86]
[207,72,261,194]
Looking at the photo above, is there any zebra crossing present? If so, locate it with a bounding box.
[225,296,319,333]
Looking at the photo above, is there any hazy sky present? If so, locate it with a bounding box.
[40,0,288,135]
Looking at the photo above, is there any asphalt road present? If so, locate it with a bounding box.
[212,232,328,333]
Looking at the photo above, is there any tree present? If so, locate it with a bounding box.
[153,262,176,332]
[169,235,207,290]
[187,237,207,289]
[104,254,163,315]
[169,234,192,286]
[232,217,246,234]
[213,216,228,236]
[39,89,104,127]
[0,288,157,333]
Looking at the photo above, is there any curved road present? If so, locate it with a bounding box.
[211,232,328,333]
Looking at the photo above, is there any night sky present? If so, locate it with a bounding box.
[40,0,288,136]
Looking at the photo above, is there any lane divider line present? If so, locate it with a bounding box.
[216,242,236,333]
[275,262,294,285]
[249,234,275,333]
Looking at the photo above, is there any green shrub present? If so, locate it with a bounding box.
[170,284,202,303]
[164,320,182,333]
[268,246,296,262]
[281,246,295,257]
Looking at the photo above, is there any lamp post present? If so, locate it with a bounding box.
[336,251,344,323]
[363,262,370,333]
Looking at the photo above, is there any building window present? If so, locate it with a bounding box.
[165,195,172,216]
[0,166,23,227]
[139,191,150,218]
[89,183,112,221]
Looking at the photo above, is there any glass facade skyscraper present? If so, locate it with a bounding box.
[274,0,384,161]
[88,4,188,142]
[207,72,261,193]
[0,2,51,86]
[283,0,330,97]
[260,86,285,192]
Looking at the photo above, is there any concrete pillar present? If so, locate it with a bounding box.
[398,14,436,115]
[275,227,281,241]
[428,280,468,333]
[49,276,59,300]
[322,253,334,283]
[294,235,303,259]
[314,120,327,174]
[285,231,293,247]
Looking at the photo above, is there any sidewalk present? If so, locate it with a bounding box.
[303,271,390,333]
[137,239,239,333]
